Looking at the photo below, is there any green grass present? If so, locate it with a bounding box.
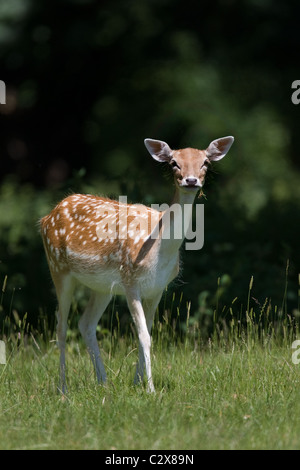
[1,308,300,450]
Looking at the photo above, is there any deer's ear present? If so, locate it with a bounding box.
[144,138,172,163]
[205,136,234,161]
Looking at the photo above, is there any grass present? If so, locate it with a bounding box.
[1,274,300,450]
[1,318,300,449]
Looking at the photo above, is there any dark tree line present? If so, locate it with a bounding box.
[0,0,299,330]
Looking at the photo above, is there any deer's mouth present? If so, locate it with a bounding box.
[179,182,202,190]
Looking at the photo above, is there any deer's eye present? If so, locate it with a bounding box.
[171,160,180,170]
[202,159,210,169]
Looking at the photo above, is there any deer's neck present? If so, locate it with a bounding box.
[135,188,197,265]
[159,188,196,254]
[171,187,197,206]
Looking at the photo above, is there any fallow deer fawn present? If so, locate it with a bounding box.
[40,136,234,393]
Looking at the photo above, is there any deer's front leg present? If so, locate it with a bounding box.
[134,292,163,387]
[126,289,155,393]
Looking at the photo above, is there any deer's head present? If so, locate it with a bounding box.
[144,136,234,194]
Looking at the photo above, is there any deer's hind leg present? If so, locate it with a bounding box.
[53,273,76,394]
[78,290,112,383]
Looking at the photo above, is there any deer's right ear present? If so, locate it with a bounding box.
[144,138,172,163]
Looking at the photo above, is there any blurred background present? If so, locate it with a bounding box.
[0,0,299,332]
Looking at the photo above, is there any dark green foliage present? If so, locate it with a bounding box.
[0,0,299,329]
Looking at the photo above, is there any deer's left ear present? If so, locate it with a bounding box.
[205,136,234,161]
[144,138,172,163]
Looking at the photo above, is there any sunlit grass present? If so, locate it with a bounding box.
[1,291,300,450]
[0,269,300,449]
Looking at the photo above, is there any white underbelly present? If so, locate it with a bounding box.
[71,255,178,299]
[72,268,125,295]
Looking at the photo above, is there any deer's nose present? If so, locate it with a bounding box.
[185,177,198,186]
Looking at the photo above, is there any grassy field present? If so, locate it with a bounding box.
[1,294,300,451]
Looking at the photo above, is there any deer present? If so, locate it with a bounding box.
[40,136,234,393]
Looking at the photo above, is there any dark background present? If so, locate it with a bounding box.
[0,0,299,332]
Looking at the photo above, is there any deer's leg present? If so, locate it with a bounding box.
[78,291,111,383]
[126,288,155,393]
[54,274,76,394]
[134,292,163,387]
